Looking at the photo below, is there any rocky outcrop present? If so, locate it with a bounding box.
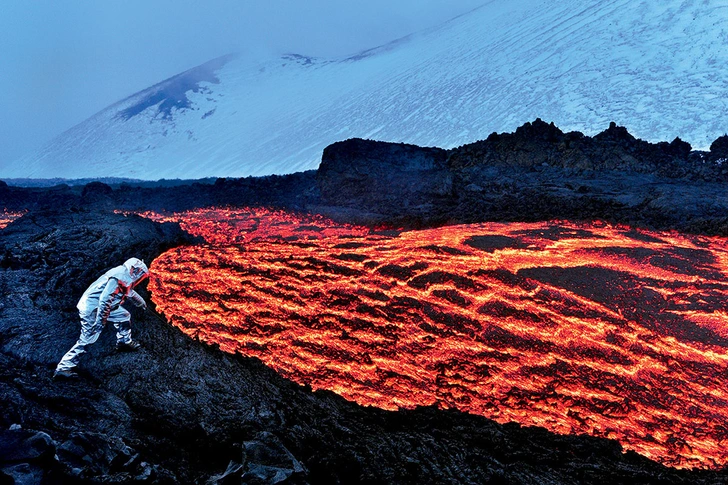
[0,428,56,484]
[0,183,78,213]
[318,139,452,212]
[81,181,115,209]
[316,121,728,233]
[3,120,727,234]
[3,210,727,483]
[208,432,306,485]
[710,134,728,159]
[448,119,719,179]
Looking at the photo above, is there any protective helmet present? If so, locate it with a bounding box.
[124,257,149,284]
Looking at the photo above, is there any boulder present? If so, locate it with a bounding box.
[0,429,54,464]
[241,432,306,484]
[0,463,44,485]
[318,138,452,211]
[207,432,307,485]
[57,432,136,476]
[710,134,728,158]
[81,182,115,208]
[0,429,55,485]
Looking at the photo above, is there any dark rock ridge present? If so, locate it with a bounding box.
[0,171,319,215]
[318,138,452,212]
[317,120,728,233]
[710,134,728,158]
[3,119,728,235]
[449,120,701,175]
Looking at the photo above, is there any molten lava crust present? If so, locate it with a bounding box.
[141,208,728,469]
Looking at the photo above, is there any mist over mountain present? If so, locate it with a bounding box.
[6,0,728,180]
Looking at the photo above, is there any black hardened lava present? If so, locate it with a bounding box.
[2,120,728,483]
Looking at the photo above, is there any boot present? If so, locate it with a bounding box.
[116,340,141,352]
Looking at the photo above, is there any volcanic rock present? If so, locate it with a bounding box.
[81,181,114,197]
[81,181,115,209]
[3,121,728,482]
[0,429,53,485]
[710,134,728,158]
[207,432,307,485]
[0,429,54,463]
[316,121,728,233]
[4,120,728,235]
[318,138,452,216]
[207,460,245,485]
[57,432,136,476]
[446,119,702,176]
[1,463,45,485]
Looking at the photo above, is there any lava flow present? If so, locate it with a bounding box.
[0,210,25,229]
[142,208,728,469]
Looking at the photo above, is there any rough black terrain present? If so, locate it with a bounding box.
[2,120,728,483]
[318,120,728,233]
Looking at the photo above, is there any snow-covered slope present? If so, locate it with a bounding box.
[7,0,728,179]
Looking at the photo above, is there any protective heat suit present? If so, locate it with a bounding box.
[54,258,149,377]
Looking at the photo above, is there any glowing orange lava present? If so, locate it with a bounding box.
[142,208,728,469]
[0,210,25,229]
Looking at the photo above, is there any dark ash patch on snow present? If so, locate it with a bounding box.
[117,54,234,121]
[281,53,318,66]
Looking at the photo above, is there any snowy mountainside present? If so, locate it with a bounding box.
[7,0,728,179]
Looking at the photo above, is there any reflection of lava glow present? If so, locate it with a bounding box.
[143,208,728,469]
[0,210,25,229]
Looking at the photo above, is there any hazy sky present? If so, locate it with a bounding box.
[0,0,485,167]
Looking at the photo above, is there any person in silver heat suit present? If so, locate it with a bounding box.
[54,257,150,379]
